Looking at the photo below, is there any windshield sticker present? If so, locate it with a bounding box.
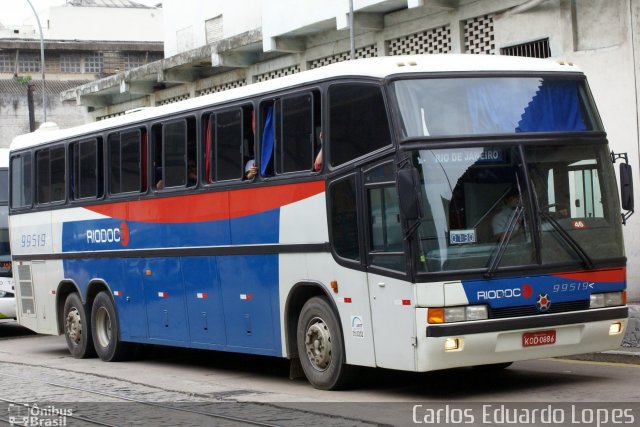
[450,229,477,245]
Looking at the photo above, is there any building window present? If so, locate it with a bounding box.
[60,54,81,73]
[388,26,451,56]
[0,53,14,73]
[123,52,145,70]
[501,38,551,59]
[18,53,40,73]
[464,14,495,54]
[84,52,104,74]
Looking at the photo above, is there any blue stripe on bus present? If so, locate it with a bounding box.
[461,271,625,308]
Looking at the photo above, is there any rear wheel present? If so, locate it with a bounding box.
[91,291,133,361]
[296,296,352,390]
[63,292,96,359]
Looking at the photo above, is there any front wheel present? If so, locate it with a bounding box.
[91,291,133,362]
[63,292,96,359]
[296,296,352,390]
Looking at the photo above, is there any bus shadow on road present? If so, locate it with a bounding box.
[0,320,37,339]
[126,345,599,397]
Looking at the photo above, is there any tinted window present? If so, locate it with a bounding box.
[0,170,8,203]
[260,91,321,177]
[280,94,313,173]
[36,146,65,204]
[109,130,142,194]
[330,175,360,261]
[366,162,405,271]
[71,138,102,200]
[11,154,32,208]
[329,84,391,166]
[216,110,243,181]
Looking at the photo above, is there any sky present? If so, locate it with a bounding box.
[0,0,162,26]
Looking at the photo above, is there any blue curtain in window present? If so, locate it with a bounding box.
[516,80,586,132]
[261,106,274,176]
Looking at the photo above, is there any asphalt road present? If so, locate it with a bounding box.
[1,320,638,426]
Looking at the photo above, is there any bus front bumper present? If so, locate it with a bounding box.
[416,306,628,372]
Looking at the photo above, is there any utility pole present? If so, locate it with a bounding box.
[349,0,355,59]
[25,0,47,124]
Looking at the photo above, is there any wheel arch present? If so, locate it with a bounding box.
[56,280,81,335]
[284,281,341,359]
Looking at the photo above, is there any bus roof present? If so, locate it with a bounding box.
[10,54,583,152]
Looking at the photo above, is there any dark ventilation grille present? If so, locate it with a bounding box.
[501,38,551,59]
[490,300,589,319]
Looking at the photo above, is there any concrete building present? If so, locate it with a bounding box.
[61,0,640,300]
[0,0,163,143]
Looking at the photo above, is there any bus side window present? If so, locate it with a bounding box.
[70,138,103,200]
[153,118,197,190]
[279,92,315,174]
[108,129,144,195]
[365,162,405,272]
[216,109,244,181]
[260,90,320,177]
[329,83,391,167]
[329,174,361,262]
[35,146,65,205]
[10,153,32,208]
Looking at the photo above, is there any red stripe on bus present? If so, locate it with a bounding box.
[85,181,325,223]
[553,268,625,283]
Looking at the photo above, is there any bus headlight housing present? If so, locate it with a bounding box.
[590,291,626,309]
[429,305,488,324]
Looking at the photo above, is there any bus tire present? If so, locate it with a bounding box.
[91,291,133,362]
[297,296,352,390]
[63,292,96,359]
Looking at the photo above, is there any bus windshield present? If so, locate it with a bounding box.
[393,77,602,137]
[411,144,624,274]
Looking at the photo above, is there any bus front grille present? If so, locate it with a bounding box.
[489,300,590,319]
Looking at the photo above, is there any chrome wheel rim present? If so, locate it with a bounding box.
[304,317,332,371]
[65,307,82,345]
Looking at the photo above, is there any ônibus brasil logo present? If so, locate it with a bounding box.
[86,222,129,247]
[477,283,533,301]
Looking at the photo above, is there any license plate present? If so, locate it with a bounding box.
[522,330,556,347]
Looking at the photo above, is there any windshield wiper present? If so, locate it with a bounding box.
[484,205,524,278]
[539,211,595,270]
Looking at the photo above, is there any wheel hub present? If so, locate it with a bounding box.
[304,318,332,371]
[95,306,112,348]
[65,308,82,344]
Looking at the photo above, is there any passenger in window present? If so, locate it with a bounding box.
[313,131,323,172]
[187,159,197,186]
[492,188,521,239]
[245,159,258,180]
[155,166,164,190]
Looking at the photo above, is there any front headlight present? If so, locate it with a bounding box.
[0,291,6,298]
[590,291,625,308]
[430,305,489,324]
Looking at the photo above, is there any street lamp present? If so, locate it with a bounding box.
[24,0,47,123]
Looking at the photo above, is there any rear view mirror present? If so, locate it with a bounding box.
[620,163,634,224]
[620,163,634,211]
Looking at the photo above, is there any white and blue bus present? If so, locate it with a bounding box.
[9,55,632,389]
